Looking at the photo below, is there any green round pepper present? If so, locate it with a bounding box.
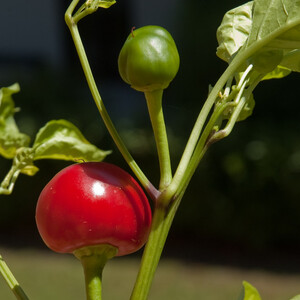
[118,25,180,92]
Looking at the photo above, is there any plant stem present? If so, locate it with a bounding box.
[170,47,254,193]
[137,76,263,298]
[174,74,262,200]
[130,32,260,300]
[65,9,158,200]
[130,193,182,300]
[73,245,118,300]
[211,75,262,142]
[0,254,29,300]
[172,102,231,200]
[144,90,172,190]
[64,4,265,300]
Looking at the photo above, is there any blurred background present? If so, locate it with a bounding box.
[0,0,300,299]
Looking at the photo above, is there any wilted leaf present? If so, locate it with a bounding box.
[216,2,253,63]
[32,119,111,162]
[0,83,20,122]
[0,118,31,159]
[0,84,31,159]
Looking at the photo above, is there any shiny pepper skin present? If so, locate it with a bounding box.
[35,162,152,256]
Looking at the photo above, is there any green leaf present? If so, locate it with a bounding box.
[0,118,31,159]
[248,48,284,74]
[238,281,261,300]
[218,0,300,79]
[267,24,300,50]
[216,1,253,63]
[0,84,30,159]
[96,0,116,9]
[0,83,20,122]
[245,0,300,73]
[280,49,300,72]
[261,65,291,80]
[247,0,300,47]
[32,119,111,162]
[85,0,116,9]
[290,295,300,300]
[1,119,111,195]
[20,165,39,176]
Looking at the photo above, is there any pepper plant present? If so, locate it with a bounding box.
[1,0,300,299]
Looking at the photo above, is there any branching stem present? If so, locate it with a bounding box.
[65,3,158,200]
[64,3,267,300]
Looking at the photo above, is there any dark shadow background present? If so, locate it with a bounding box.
[1,0,300,271]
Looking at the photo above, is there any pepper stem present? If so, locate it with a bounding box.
[144,89,172,190]
[73,244,118,300]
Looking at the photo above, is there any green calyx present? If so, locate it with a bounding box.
[118,25,180,92]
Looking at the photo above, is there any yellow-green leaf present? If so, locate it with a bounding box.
[216,2,253,63]
[0,84,31,158]
[86,0,116,9]
[238,281,262,300]
[262,65,292,80]
[32,119,111,162]
[20,165,39,176]
[96,0,116,9]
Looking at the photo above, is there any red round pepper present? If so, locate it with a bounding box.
[36,162,152,256]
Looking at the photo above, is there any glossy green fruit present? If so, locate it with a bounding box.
[118,25,180,92]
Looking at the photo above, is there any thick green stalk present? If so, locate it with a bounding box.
[144,90,172,190]
[74,245,118,300]
[0,254,29,300]
[130,193,182,300]
[82,259,103,300]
